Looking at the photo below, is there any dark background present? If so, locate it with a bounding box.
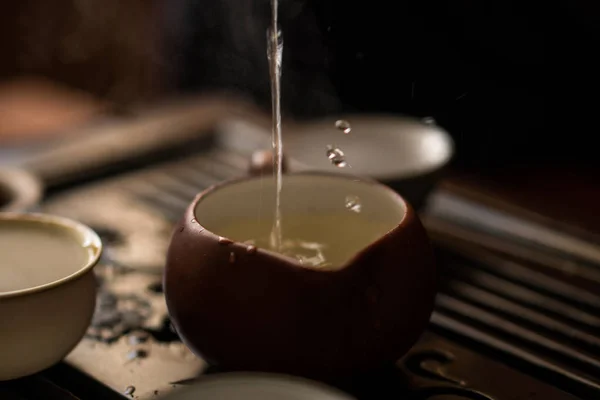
[169,0,590,168]
[0,0,594,167]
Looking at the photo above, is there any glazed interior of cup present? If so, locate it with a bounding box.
[195,174,406,267]
[0,213,102,296]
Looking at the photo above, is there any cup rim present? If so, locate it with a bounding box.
[0,212,102,299]
[190,171,409,270]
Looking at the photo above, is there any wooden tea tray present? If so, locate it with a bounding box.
[1,103,598,399]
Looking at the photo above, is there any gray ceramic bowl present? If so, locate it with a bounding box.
[284,115,454,208]
[0,213,101,381]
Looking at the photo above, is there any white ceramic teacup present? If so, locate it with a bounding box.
[0,212,101,381]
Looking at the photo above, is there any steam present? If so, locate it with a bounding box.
[169,0,342,117]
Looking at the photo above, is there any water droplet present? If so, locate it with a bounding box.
[422,116,436,125]
[326,146,342,160]
[335,119,351,134]
[229,252,236,263]
[326,146,349,168]
[126,349,148,360]
[190,218,197,224]
[345,195,362,213]
[218,237,233,245]
[124,386,136,396]
[246,245,257,254]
